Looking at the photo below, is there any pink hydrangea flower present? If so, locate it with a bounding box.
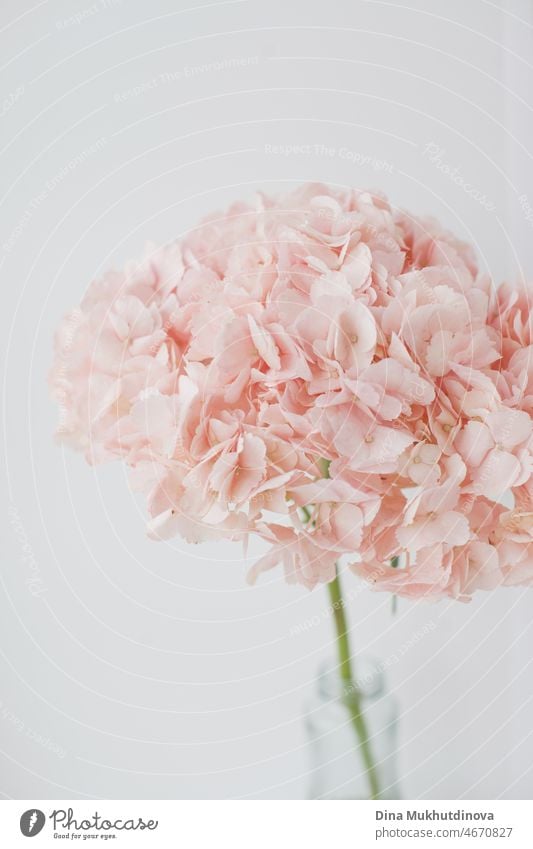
[50,183,533,601]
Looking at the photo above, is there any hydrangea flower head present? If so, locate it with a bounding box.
[51,183,533,601]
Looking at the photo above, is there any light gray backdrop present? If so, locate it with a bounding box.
[2,0,533,799]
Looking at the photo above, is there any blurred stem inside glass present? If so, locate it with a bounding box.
[327,568,381,800]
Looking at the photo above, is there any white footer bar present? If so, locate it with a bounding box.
[1,799,530,847]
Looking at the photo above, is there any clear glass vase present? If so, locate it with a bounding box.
[305,657,401,800]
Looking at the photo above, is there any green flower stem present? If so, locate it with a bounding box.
[327,570,381,800]
[391,555,399,615]
[300,471,380,799]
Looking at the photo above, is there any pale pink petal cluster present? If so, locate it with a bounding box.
[51,183,533,601]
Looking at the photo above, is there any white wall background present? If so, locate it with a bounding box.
[2,0,533,799]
